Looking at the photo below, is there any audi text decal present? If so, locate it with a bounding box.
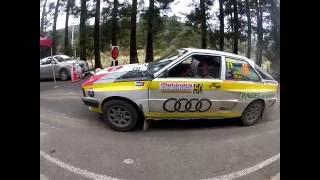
[163,98,212,112]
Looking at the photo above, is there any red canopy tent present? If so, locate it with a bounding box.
[40,37,57,87]
[40,37,53,48]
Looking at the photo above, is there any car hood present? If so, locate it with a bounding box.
[82,63,152,87]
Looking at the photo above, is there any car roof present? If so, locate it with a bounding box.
[182,48,256,67]
[54,55,70,59]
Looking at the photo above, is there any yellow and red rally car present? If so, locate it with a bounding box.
[82,48,278,131]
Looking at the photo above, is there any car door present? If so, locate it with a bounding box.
[40,58,49,78]
[147,53,229,119]
[40,58,53,78]
[220,56,277,115]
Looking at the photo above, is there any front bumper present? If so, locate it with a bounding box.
[81,97,99,108]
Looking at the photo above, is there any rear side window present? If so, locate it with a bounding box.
[255,65,274,80]
[225,57,260,81]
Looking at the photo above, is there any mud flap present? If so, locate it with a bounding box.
[143,119,151,131]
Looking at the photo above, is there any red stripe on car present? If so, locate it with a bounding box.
[82,74,107,86]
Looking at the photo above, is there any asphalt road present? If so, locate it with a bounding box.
[40,77,280,180]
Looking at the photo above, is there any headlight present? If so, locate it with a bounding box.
[88,88,95,97]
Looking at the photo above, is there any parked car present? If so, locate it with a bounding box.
[81,48,278,131]
[40,55,89,81]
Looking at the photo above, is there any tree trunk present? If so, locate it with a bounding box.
[130,0,138,64]
[40,0,48,36]
[219,0,224,51]
[245,0,251,58]
[79,0,87,61]
[64,0,71,55]
[232,0,239,54]
[111,0,118,46]
[145,0,154,62]
[52,0,60,55]
[200,0,207,49]
[230,11,234,33]
[270,0,280,74]
[255,0,263,66]
[94,0,102,68]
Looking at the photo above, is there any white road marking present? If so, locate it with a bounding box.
[40,150,122,180]
[201,153,280,180]
[41,149,279,180]
[123,158,134,165]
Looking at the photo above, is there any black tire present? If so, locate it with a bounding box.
[102,100,139,132]
[241,100,265,126]
[59,69,69,81]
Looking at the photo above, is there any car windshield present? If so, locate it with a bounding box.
[147,49,187,74]
[55,55,73,62]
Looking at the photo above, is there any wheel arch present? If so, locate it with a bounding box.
[241,98,266,116]
[101,96,145,120]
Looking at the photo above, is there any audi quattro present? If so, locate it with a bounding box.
[81,48,278,131]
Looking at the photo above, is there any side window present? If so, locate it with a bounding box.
[167,55,221,79]
[255,65,274,80]
[40,59,46,65]
[55,56,63,62]
[40,58,52,65]
[225,57,260,81]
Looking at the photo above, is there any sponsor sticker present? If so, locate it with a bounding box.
[240,92,275,99]
[160,82,203,94]
[135,81,145,86]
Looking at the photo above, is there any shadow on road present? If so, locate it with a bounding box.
[149,118,242,131]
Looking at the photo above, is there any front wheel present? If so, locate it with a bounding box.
[241,100,265,126]
[102,100,139,131]
[59,69,69,81]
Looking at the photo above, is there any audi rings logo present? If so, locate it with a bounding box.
[163,98,212,112]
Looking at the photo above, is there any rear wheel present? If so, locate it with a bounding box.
[59,69,69,81]
[241,100,265,126]
[103,100,139,131]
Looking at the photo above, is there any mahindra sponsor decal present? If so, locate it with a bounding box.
[160,82,203,94]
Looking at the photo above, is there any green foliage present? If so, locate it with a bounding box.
[42,0,279,73]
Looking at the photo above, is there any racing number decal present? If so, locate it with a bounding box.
[193,83,203,94]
